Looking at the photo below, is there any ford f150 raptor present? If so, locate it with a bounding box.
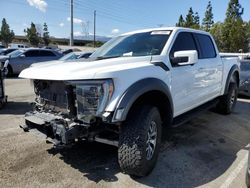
[19,27,240,177]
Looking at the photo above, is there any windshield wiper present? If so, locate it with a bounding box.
[96,55,121,60]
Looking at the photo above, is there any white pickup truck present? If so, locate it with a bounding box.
[19,27,240,177]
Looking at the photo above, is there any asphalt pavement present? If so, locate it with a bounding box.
[0,78,249,188]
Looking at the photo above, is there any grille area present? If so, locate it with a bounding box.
[34,80,76,115]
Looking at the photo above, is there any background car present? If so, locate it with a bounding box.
[5,48,63,76]
[239,60,250,97]
[61,48,81,55]
[60,51,92,61]
[0,45,5,49]
[10,43,29,49]
[30,51,93,68]
[0,48,17,55]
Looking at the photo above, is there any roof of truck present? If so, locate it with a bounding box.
[121,27,209,36]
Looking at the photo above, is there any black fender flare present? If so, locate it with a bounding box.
[112,78,173,122]
[224,64,240,94]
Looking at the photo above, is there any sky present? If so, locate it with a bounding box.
[0,0,250,38]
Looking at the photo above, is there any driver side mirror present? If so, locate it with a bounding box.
[171,50,198,66]
[19,54,25,58]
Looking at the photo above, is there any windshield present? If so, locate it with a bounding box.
[240,61,250,71]
[91,30,171,59]
[59,52,79,61]
[8,49,23,58]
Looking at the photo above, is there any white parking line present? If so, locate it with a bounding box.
[220,152,248,188]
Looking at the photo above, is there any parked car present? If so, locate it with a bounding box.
[239,60,250,97]
[0,45,5,49]
[60,51,93,60]
[0,48,17,55]
[2,48,62,76]
[10,43,29,49]
[62,48,81,55]
[19,27,240,177]
[30,51,93,68]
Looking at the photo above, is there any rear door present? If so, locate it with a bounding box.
[169,32,201,116]
[193,33,222,102]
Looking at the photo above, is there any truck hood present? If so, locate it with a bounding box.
[19,56,152,80]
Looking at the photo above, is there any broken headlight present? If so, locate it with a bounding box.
[75,79,114,123]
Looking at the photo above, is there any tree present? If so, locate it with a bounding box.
[24,22,40,47]
[176,15,185,27]
[0,18,15,47]
[185,7,195,28]
[210,22,224,51]
[202,1,214,32]
[43,23,50,46]
[221,0,248,52]
[225,0,244,21]
[193,12,200,29]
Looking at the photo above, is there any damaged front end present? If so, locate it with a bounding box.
[21,79,118,147]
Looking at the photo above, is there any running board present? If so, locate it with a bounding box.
[172,99,218,127]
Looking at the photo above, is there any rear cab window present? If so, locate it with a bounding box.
[193,33,217,59]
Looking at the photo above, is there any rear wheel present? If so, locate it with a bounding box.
[118,105,162,177]
[216,82,238,114]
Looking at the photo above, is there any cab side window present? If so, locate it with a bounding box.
[170,32,197,58]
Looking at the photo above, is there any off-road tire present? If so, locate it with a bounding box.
[118,105,162,177]
[216,82,237,114]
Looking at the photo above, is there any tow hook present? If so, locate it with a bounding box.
[19,124,29,132]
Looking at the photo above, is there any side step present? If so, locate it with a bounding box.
[172,99,218,127]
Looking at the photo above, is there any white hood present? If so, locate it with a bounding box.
[19,56,151,80]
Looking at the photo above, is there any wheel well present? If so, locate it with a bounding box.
[126,90,173,126]
[233,71,239,87]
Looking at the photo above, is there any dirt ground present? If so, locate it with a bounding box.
[0,78,249,188]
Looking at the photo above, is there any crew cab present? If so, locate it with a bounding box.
[19,27,240,177]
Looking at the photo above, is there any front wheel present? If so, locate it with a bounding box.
[118,105,162,177]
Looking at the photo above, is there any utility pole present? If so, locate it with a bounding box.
[93,10,96,48]
[70,0,73,46]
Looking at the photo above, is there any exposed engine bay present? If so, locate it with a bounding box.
[21,80,118,147]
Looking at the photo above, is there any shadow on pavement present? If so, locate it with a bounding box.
[45,99,250,187]
[0,101,31,115]
[47,142,120,183]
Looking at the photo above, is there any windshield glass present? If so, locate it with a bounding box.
[8,49,23,58]
[240,61,250,71]
[91,30,171,58]
[59,52,79,61]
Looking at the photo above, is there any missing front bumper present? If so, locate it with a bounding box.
[21,112,86,147]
